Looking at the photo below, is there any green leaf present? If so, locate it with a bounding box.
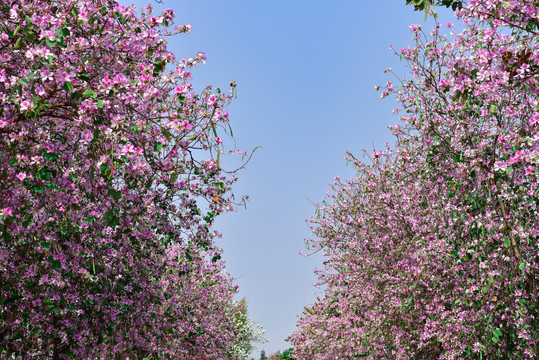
[78,73,90,83]
[104,210,119,227]
[503,239,511,247]
[100,163,112,178]
[162,129,172,142]
[519,263,525,270]
[43,153,59,162]
[63,81,73,93]
[18,77,28,85]
[14,37,23,49]
[32,185,44,194]
[82,90,97,98]
[13,25,21,36]
[452,151,463,163]
[108,189,121,201]
[154,141,163,152]
[51,260,61,270]
[3,295,22,306]
[145,179,153,189]
[43,55,54,68]
[41,241,50,248]
[493,329,502,337]
[492,336,499,343]
[96,99,103,108]
[82,216,97,223]
[130,124,138,133]
[89,165,94,183]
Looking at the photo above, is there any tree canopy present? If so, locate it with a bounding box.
[291,1,538,358]
[0,0,252,358]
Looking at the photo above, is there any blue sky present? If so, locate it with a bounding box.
[126,0,457,355]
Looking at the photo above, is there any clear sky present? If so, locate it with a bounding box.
[125,0,456,355]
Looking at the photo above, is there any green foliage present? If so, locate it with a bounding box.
[405,0,464,11]
[281,348,296,360]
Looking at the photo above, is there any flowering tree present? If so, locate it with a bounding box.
[231,298,267,359]
[291,1,538,359]
[0,0,250,358]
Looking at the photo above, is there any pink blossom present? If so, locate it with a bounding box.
[20,100,30,111]
[81,129,94,142]
[60,71,73,83]
[174,85,186,95]
[530,113,539,126]
[101,76,113,89]
[196,51,206,63]
[182,121,192,130]
[207,94,217,106]
[9,7,18,20]
[40,68,53,82]
[35,86,46,96]
[494,161,507,171]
